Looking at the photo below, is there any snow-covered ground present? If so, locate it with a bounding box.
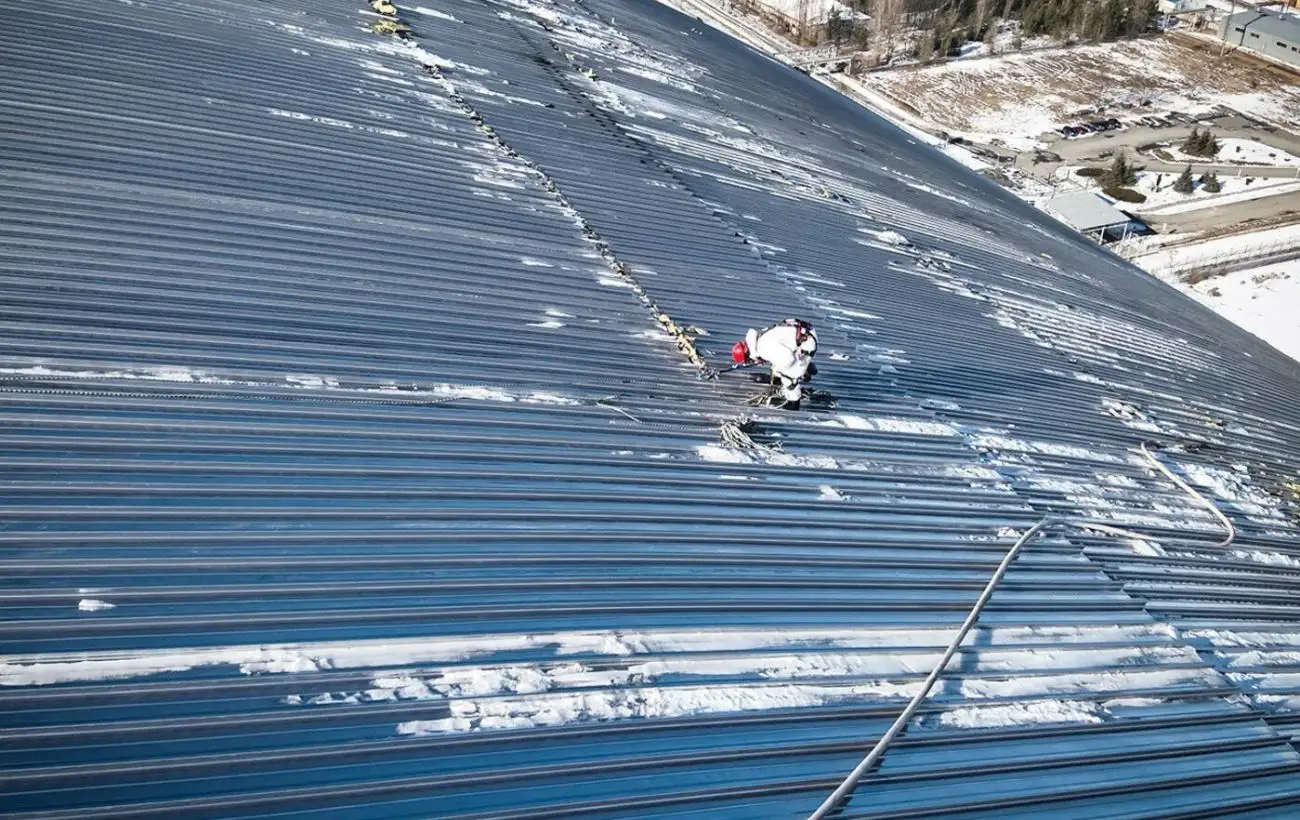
[1132,222,1300,277]
[1163,137,1300,167]
[1219,138,1300,166]
[1128,226,1300,362]
[1186,259,1300,362]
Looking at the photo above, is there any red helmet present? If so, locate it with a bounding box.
[731,341,749,364]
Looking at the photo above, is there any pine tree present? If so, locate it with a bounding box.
[1173,165,1195,194]
[1182,129,1222,158]
[1202,130,1220,157]
[1201,171,1221,193]
[1103,151,1137,187]
[1126,0,1158,35]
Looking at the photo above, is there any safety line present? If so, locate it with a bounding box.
[807,442,1238,819]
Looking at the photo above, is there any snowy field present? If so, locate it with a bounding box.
[859,36,1300,150]
[1129,225,1300,363]
[1185,259,1300,363]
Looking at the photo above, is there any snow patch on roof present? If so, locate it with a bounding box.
[936,699,1105,729]
[836,415,958,436]
[3,624,1184,686]
[411,5,460,21]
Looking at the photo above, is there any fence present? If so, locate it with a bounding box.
[1122,235,1300,279]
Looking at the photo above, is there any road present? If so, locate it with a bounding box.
[1137,188,1300,233]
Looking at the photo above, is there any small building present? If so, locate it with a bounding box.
[1044,191,1137,243]
[1157,0,1207,14]
[742,0,867,44]
[1218,8,1300,68]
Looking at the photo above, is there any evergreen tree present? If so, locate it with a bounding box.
[1103,151,1137,187]
[1182,129,1222,158]
[1172,165,1195,194]
[1201,130,1220,157]
[1201,171,1221,193]
[1098,0,1127,40]
[1126,0,1158,35]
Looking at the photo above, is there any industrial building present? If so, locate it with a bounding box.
[1219,7,1300,68]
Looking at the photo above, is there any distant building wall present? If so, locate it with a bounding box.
[1218,9,1300,68]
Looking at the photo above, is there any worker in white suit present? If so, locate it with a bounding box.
[731,318,819,409]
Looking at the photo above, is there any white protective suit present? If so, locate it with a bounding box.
[745,320,818,406]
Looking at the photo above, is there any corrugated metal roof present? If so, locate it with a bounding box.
[3,0,1300,818]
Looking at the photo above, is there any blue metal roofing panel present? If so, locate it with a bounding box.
[3,0,1300,817]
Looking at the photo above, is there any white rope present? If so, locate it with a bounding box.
[1139,441,1237,548]
[807,518,1052,820]
[807,442,1237,819]
[719,418,782,452]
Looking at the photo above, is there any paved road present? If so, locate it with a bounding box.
[1136,188,1300,233]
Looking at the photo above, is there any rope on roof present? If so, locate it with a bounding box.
[808,441,1238,820]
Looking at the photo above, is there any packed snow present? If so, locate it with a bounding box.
[389,642,1210,735]
[834,414,958,436]
[818,484,850,501]
[1,624,1180,686]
